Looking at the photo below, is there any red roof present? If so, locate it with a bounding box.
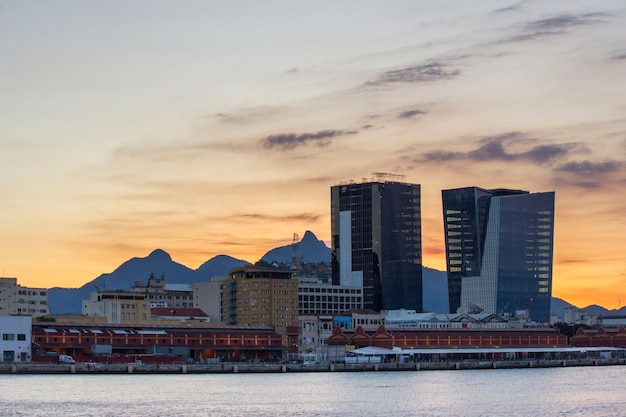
[151,308,208,317]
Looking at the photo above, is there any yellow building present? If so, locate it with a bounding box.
[221,266,299,345]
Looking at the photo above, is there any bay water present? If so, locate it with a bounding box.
[1,366,624,416]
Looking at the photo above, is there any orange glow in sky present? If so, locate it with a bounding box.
[1,1,624,310]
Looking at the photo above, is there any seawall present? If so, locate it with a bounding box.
[2,358,625,374]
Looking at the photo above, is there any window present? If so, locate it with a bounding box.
[2,334,15,341]
[17,334,26,341]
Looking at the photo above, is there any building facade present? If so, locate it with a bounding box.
[0,277,49,317]
[221,266,299,345]
[297,277,363,315]
[82,290,152,324]
[0,316,32,363]
[331,175,422,312]
[442,187,555,322]
[31,321,285,362]
[194,279,226,323]
[131,275,193,308]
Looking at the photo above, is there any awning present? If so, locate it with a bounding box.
[348,346,626,355]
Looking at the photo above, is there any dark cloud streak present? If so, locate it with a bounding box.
[261,130,357,151]
[399,109,427,119]
[555,160,623,174]
[364,62,460,87]
[500,12,609,43]
[418,132,577,165]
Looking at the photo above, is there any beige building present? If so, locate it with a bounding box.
[82,290,151,324]
[221,266,298,345]
[0,277,49,317]
[193,277,226,323]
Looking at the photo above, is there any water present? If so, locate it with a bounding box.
[1,367,625,416]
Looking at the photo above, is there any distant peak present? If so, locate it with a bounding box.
[148,249,172,261]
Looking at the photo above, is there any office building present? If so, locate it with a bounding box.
[331,174,422,311]
[442,187,555,322]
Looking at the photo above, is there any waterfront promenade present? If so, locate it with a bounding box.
[2,357,625,374]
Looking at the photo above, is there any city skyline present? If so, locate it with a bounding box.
[1,1,625,309]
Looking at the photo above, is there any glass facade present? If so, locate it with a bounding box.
[442,187,555,323]
[331,181,422,311]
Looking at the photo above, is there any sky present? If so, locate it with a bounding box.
[1,1,625,309]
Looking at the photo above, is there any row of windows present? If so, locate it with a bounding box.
[146,295,191,300]
[300,287,362,294]
[2,333,27,341]
[300,295,361,303]
[300,303,361,311]
[17,290,47,296]
[16,308,48,314]
[17,299,47,305]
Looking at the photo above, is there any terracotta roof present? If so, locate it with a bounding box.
[150,308,208,317]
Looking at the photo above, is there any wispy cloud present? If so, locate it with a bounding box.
[555,160,623,175]
[398,109,427,119]
[501,12,609,43]
[493,1,526,14]
[213,106,287,125]
[611,49,626,60]
[228,213,322,223]
[260,129,357,151]
[418,132,577,165]
[364,62,460,87]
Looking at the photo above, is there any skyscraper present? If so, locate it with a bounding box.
[331,174,422,312]
[442,187,555,322]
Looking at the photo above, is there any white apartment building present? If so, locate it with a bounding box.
[0,277,49,317]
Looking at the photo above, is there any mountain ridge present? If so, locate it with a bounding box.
[46,231,621,317]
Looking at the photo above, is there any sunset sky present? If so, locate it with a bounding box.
[1,1,624,309]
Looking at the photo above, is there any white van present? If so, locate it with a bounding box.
[58,355,76,364]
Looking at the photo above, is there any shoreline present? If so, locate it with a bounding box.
[2,358,625,374]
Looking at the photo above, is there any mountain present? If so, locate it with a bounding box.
[261,230,331,264]
[197,254,250,279]
[581,304,626,317]
[45,231,618,316]
[550,297,575,320]
[48,249,248,314]
[422,267,449,313]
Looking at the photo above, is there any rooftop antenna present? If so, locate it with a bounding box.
[371,172,406,182]
[291,233,302,276]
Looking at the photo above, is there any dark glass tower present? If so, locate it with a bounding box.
[331,179,422,312]
[442,187,555,323]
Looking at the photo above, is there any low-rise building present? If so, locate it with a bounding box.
[384,309,511,329]
[0,315,32,363]
[131,275,193,308]
[31,321,285,362]
[151,307,210,323]
[82,290,151,324]
[297,277,363,315]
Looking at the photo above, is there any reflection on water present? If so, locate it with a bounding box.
[1,366,625,417]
